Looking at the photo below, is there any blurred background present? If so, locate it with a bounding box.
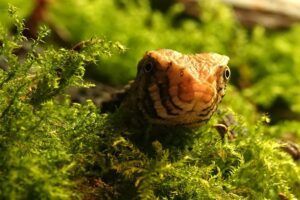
[1,0,300,141]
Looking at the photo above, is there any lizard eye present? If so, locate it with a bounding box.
[144,61,154,73]
[223,67,230,80]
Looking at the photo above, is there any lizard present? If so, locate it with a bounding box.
[107,49,231,127]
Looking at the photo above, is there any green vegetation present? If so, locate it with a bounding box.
[48,0,300,118]
[0,1,299,199]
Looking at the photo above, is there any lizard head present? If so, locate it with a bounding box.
[135,49,230,126]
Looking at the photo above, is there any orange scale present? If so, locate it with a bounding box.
[201,93,213,103]
[206,75,215,83]
[178,82,193,92]
[178,91,194,102]
[167,69,181,83]
[193,101,206,112]
[168,85,178,97]
[198,69,208,77]
[194,91,204,99]
[204,86,213,94]
[192,82,207,93]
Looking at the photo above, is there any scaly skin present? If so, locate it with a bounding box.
[120,49,230,127]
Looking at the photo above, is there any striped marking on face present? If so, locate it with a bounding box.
[138,49,229,126]
[145,70,219,124]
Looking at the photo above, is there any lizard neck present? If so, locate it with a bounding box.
[118,80,148,128]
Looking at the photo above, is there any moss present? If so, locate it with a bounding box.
[0,2,300,200]
[44,0,300,120]
[0,7,121,199]
[91,109,299,199]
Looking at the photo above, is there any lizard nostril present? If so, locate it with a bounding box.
[180,69,184,77]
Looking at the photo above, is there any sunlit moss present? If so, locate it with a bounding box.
[0,2,300,200]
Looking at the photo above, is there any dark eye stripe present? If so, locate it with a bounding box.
[173,94,221,126]
[157,83,179,116]
[197,95,219,117]
[149,83,172,119]
[198,103,217,118]
[168,86,192,111]
[143,88,162,119]
[187,104,219,125]
[138,73,162,120]
[168,96,184,111]
[162,73,184,112]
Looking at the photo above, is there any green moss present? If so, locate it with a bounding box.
[0,2,300,200]
[95,111,299,199]
[44,0,300,119]
[0,7,120,199]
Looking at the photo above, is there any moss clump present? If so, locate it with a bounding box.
[0,4,299,200]
[0,6,122,199]
[95,104,299,199]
